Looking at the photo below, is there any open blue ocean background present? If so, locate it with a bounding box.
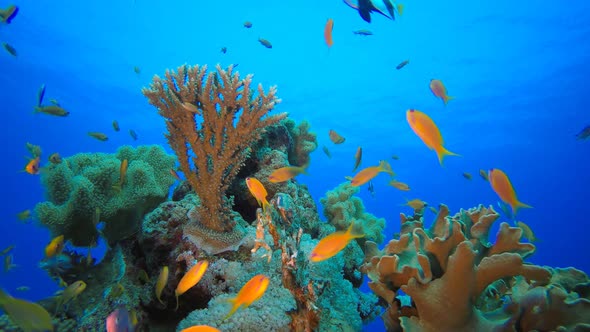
[1,0,589,330]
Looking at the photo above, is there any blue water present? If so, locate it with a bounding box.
[1,0,589,330]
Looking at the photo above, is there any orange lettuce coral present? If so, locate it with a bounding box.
[143,64,286,253]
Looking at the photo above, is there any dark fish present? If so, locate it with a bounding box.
[0,5,18,24]
[353,29,373,36]
[368,180,375,198]
[244,21,252,28]
[49,153,62,164]
[133,66,141,74]
[220,47,227,54]
[353,146,362,172]
[258,38,272,48]
[112,120,120,132]
[2,43,17,57]
[575,125,590,140]
[322,146,332,158]
[88,132,108,141]
[37,84,46,107]
[344,0,396,23]
[129,129,138,141]
[396,59,409,70]
[462,172,472,180]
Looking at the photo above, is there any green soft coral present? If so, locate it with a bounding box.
[320,182,385,245]
[35,145,176,246]
[284,119,317,166]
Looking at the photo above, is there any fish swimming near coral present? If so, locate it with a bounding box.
[182,326,221,332]
[106,306,135,332]
[156,266,169,304]
[268,164,308,183]
[175,260,208,310]
[223,274,269,319]
[488,168,532,215]
[246,177,270,212]
[45,235,65,258]
[343,0,402,23]
[0,288,53,332]
[350,160,394,187]
[310,222,364,262]
[25,157,41,175]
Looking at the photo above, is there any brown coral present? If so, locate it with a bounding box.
[143,64,287,250]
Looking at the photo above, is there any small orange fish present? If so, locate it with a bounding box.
[45,235,65,258]
[406,109,459,165]
[246,177,270,212]
[350,160,394,187]
[488,168,532,214]
[25,157,40,175]
[389,179,410,191]
[328,129,345,144]
[402,198,427,210]
[181,326,221,332]
[352,146,362,172]
[429,79,454,105]
[156,266,169,305]
[175,260,208,310]
[117,159,128,189]
[324,18,334,48]
[310,222,364,262]
[224,274,269,319]
[268,164,308,183]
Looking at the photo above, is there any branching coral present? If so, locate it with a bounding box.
[143,64,286,253]
[362,204,590,331]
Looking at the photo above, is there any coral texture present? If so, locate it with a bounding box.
[143,64,287,252]
[34,145,175,246]
[362,204,590,331]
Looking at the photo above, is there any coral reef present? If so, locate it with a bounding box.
[284,119,317,167]
[143,64,287,254]
[362,204,590,331]
[321,182,386,245]
[34,145,176,246]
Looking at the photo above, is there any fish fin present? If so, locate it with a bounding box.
[516,201,533,211]
[175,293,179,311]
[262,199,270,213]
[346,221,365,239]
[378,160,394,176]
[343,0,359,10]
[358,0,372,22]
[435,146,460,166]
[382,0,396,19]
[443,95,455,105]
[396,3,404,16]
[222,299,238,321]
[33,107,41,114]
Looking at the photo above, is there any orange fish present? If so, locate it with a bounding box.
[429,79,454,105]
[328,129,345,144]
[268,165,308,183]
[488,168,532,214]
[310,222,364,262]
[406,109,459,165]
[389,179,410,191]
[181,326,221,332]
[352,146,362,172]
[324,18,334,48]
[175,260,208,310]
[224,274,269,319]
[45,235,64,258]
[25,157,40,175]
[350,160,394,187]
[246,177,270,212]
[112,159,128,191]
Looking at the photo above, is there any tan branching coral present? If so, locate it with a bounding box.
[143,64,286,249]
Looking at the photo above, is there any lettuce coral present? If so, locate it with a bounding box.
[35,145,176,246]
[362,204,590,331]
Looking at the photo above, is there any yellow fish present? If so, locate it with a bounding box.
[389,179,410,191]
[156,266,169,304]
[310,222,364,262]
[406,109,459,165]
[16,210,31,221]
[175,260,208,310]
[246,177,270,212]
[45,235,65,258]
[57,280,86,310]
[402,198,427,210]
[0,289,54,332]
[350,160,394,187]
[488,168,532,214]
[224,274,269,319]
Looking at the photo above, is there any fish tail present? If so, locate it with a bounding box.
[435,146,460,166]
[262,199,270,213]
[514,201,533,213]
[443,95,455,105]
[378,160,394,176]
[347,220,365,239]
[33,106,41,114]
[222,299,238,321]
